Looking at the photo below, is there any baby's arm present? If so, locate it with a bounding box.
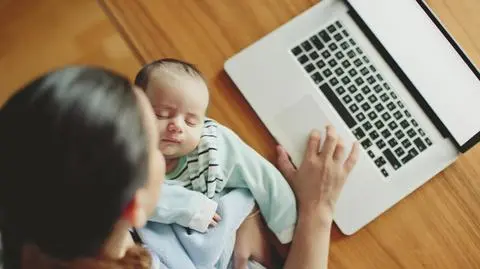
[150,183,219,233]
[217,125,297,244]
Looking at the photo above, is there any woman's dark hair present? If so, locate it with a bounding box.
[0,66,149,268]
[134,58,203,90]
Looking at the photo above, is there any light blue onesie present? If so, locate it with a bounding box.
[149,119,297,244]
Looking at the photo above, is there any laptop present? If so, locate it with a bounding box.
[224,0,480,235]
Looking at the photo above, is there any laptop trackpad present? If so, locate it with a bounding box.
[273,95,331,165]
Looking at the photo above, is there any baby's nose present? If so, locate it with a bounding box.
[167,122,182,133]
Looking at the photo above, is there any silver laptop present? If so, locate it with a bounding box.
[224,0,480,235]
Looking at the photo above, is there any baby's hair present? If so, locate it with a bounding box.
[134,58,203,90]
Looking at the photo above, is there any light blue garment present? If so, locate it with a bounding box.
[151,121,297,243]
[140,188,258,269]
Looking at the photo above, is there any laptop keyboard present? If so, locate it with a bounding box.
[291,20,433,178]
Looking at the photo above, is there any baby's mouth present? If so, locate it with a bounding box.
[162,137,182,144]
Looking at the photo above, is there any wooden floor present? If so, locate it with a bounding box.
[0,0,140,105]
[1,0,480,268]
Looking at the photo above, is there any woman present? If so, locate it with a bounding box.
[0,66,358,269]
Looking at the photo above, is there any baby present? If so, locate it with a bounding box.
[134,59,297,246]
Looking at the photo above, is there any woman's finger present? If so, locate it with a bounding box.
[344,142,360,174]
[276,145,297,180]
[320,126,338,158]
[214,213,222,222]
[332,138,345,161]
[305,130,321,160]
[210,219,218,227]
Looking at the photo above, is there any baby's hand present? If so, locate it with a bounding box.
[209,213,222,227]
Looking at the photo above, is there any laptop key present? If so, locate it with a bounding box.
[405,110,411,117]
[335,86,346,95]
[368,94,378,104]
[361,102,371,111]
[354,93,364,102]
[316,59,326,69]
[301,40,313,52]
[381,168,389,177]
[349,38,356,46]
[298,55,309,64]
[363,121,373,131]
[367,76,376,84]
[356,47,363,54]
[402,148,419,164]
[319,30,331,42]
[419,128,425,136]
[411,119,418,127]
[401,139,412,149]
[328,59,338,67]
[304,63,315,73]
[388,138,398,147]
[360,67,370,76]
[335,52,345,60]
[336,21,343,28]
[348,85,358,93]
[342,76,351,85]
[374,84,383,93]
[356,112,366,122]
[367,150,375,158]
[311,72,324,84]
[310,35,325,50]
[334,67,344,76]
[319,84,356,128]
[361,86,371,94]
[383,148,401,170]
[387,102,396,111]
[425,138,433,146]
[381,129,392,139]
[340,41,349,50]
[377,74,384,81]
[395,147,405,157]
[363,56,370,63]
[393,111,403,120]
[397,101,405,108]
[380,93,389,102]
[407,128,416,138]
[334,33,343,41]
[309,51,320,60]
[323,69,333,78]
[369,130,380,140]
[355,77,365,86]
[381,112,391,121]
[414,138,427,152]
[375,103,385,113]
[388,121,398,131]
[383,83,391,90]
[374,120,384,129]
[348,68,358,77]
[321,50,331,59]
[342,60,351,68]
[349,104,359,113]
[353,127,366,139]
[292,46,302,56]
[376,140,387,150]
[375,156,386,167]
[370,65,377,72]
[390,92,398,99]
[327,25,336,33]
[329,43,338,51]
[368,111,378,120]
[329,77,339,86]
[395,130,405,140]
[354,59,362,67]
[347,50,356,58]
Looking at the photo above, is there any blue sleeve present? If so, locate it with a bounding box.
[149,183,218,233]
[217,125,297,243]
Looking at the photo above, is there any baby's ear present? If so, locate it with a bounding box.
[122,191,149,228]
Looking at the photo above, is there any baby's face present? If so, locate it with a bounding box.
[146,72,209,159]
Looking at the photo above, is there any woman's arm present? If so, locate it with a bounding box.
[279,126,359,269]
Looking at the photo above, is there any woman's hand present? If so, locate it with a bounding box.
[277,126,359,222]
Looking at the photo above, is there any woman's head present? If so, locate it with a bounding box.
[0,66,164,267]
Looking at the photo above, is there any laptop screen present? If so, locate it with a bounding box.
[348,0,480,152]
